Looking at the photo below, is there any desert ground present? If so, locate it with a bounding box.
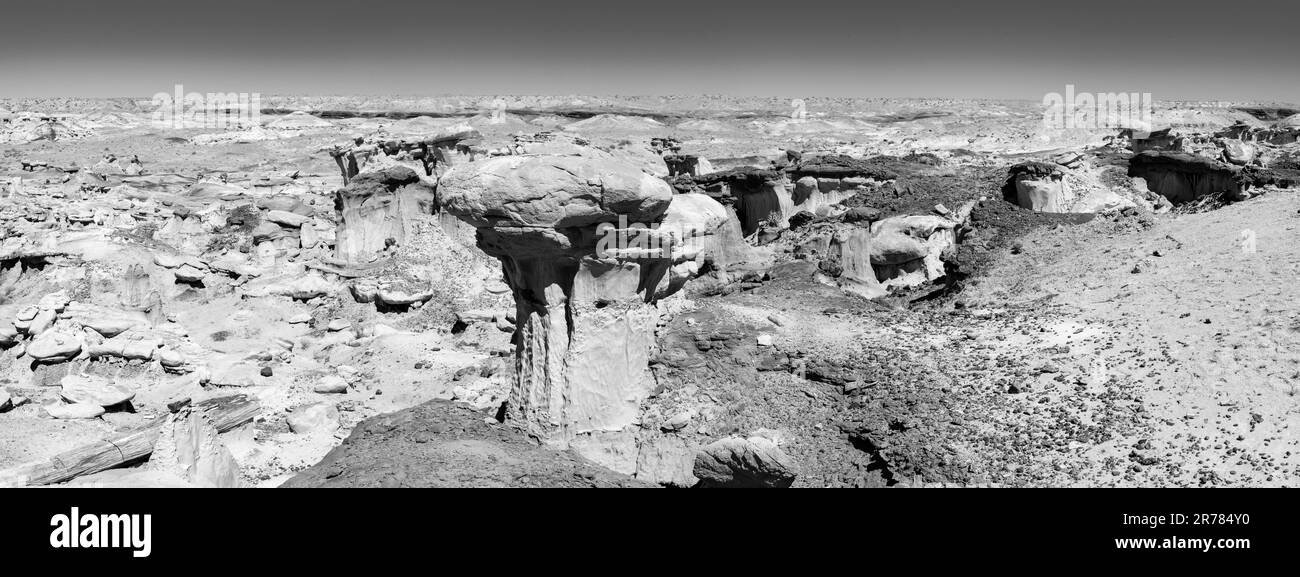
[0,94,1296,487]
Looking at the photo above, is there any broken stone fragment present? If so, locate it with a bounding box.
[313,375,349,394]
[287,402,339,434]
[635,435,699,487]
[349,279,378,303]
[206,363,263,387]
[15,306,38,323]
[158,349,186,368]
[60,374,135,407]
[148,409,242,487]
[257,194,310,213]
[456,309,507,326]
[153,252,205,269]
[1220,139,1257,166]
[26,332,82,363]
[27,308,55,336]
[693,435,800,488]
[251,221,290,243]
[43,401,105,420]
[207,254,263,278]
[326,319,351,332]
[173,264,205,283]
[263,209,311,228]
[64,303,148,337]
[241,273,336,300]
[376,287,434,306]
[120,339,158,361]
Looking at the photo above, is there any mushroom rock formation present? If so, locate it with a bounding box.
[1007,161,1071,212]
[690,168,789,235]
[439,154,726,471]
[334,165,437,263]
[870,215,960,289]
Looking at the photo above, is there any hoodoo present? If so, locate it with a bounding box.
[439,153,730,468]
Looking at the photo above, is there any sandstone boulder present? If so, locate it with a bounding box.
[693,435,800,488]
[264,209,311,228]
[44,401,105,419]
[242,274,337,300]
[287,402,339,434]
[60,374,135,407]
[64,303,149,337]
[26,332,82,362]
[173,264,206,283]
[313,375,349,394]
[1221,139,1257,166]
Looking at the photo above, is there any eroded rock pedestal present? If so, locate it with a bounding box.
[334,165,437,263]
[440,154,729,470]
[1008,161,1071,212]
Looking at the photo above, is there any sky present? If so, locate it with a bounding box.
[1,0,1296,102]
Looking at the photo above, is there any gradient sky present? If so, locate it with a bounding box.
[1,0,1296,102]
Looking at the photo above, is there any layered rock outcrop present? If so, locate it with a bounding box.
[1127,151,1248,203]
[334,166,437,263]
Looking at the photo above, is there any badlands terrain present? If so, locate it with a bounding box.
[0,95,1297,487]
